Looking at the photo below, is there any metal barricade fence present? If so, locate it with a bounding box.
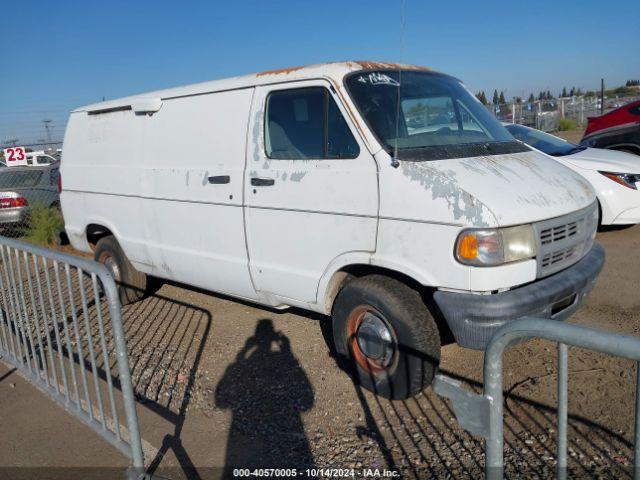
[434,317,640,480]
[0,236,145,479]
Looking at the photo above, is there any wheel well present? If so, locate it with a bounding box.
[597,198,602,228]
[86,224,113,248]
[325,265,426,314]
[324,264,454,344]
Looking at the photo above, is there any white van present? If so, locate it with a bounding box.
[61,62,604,399]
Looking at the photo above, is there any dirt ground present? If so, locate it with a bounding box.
[1,192,639,479]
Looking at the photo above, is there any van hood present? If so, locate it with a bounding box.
[563,147,640,173]
[399,149,595,227]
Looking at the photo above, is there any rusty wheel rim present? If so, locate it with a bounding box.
[99,252,121,282]
[346,305,397,375]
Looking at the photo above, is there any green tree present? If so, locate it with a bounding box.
[499,91,506,104]
[528,93,535,103]
[492,89,499,105]
[561,87,568,97]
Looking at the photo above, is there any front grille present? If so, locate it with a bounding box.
[541,245,578,268]
[540,222,578,245]
[533,203,598,278]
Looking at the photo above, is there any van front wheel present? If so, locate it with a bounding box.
[332,275,441,400]
[94,236,147,305]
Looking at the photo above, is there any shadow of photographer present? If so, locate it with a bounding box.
[215,318,315,475]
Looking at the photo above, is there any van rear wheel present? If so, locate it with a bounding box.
[332,275,441,400]
[94,236,147,305]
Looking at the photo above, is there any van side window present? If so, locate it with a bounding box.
[265,87,359,159]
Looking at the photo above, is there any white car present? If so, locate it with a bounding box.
[0,152,57,168]
[62,62,603,399]
[505,123,640,225]
[25,151,57,166]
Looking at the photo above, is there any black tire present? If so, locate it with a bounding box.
[332,275,441,400]
[94,236,147,305]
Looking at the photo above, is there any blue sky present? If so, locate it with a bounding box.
[1,0,638,144]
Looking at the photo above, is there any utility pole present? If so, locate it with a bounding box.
[600,79,605,114]
[42,119,52,142]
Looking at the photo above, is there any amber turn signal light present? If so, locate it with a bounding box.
[457,233,478,260]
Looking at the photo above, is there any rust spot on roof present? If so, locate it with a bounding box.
[255,61,431,78]
[255,65,306,77]
[352,61,431,71]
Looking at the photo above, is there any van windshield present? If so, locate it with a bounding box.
[345,71,526,161]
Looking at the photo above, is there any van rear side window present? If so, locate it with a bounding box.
[265,87,359,160]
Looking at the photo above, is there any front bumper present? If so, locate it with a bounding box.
[433,242,605,350]
[611,205,640,225]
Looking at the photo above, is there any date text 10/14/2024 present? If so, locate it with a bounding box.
[232,468,401,478]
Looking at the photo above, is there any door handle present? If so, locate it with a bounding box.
[251,177,275,187]
[208,175,230,184]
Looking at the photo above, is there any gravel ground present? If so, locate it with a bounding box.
[96,223,640,479]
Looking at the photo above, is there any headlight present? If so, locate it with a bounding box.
[599,171,640,190]
[455,225,536,266]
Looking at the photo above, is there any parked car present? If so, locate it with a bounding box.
[0,163,60,227]
[580,100,640,155]
[506,123,640,225]
[0,152,57,168]
[25,151,58,166]
[62,62,603,399]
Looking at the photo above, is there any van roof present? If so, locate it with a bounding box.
[73,61,434,113]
